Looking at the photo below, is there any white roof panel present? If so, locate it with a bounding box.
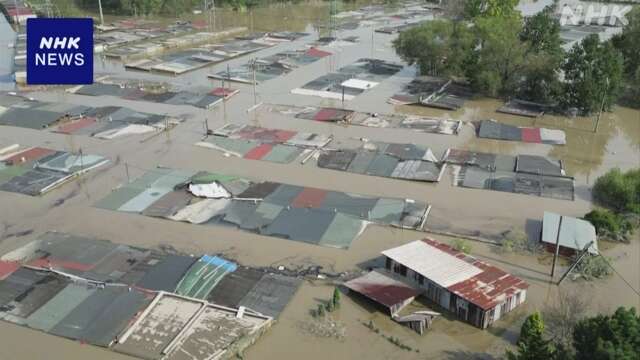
[341,78,379,90]
[542,212,598,254]
[382,240,483,288]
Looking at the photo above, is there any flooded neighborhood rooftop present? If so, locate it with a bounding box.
[0,0,638,359]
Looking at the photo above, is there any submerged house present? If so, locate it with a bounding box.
[381,239,528,329]
[541,212,598,256]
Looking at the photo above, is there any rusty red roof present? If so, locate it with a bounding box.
[291,187,327,208]
[0,260,20,280]
[344,270,419,309]
[418,238,529,310]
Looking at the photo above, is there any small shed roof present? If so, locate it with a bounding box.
[542,212,598,255]
[344,269,419,310]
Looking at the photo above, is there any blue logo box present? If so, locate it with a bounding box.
[27,18,94,85]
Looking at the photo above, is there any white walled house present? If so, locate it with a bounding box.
[382,239,529,329]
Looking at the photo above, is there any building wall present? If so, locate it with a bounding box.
[385,256,527,329]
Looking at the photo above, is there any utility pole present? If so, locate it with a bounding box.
[212,0,216,31]
[550,215,564,277]
[251,59,257,106]
[594,77,609,133]
[97,0,104,26]
[556,241,594,285]
[371,28,374,58]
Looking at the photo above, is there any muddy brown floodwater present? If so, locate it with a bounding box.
[1,0,639,359]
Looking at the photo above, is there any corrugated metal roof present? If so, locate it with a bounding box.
[383,239,529,310]
[382,240,483,287]
[542,212,598,254]
[344,269,419,308]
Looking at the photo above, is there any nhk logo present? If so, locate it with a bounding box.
[27,18,93,85]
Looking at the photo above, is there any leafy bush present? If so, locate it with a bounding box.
[452,239,472,254]
[501,230,538,254]
[584,209,633,242]
[573,307,640,359]
[592,168,640,214]
[575,255,612,280]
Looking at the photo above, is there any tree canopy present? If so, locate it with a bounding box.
[392,3,633,113]
[464,0,520,20]
[507,311,556,360]
[562,34,624,114]
[465,15,527,97]
[507,307,640,360]
[592,168,640,215]
[573,307,640,360]
[392,20,474,77]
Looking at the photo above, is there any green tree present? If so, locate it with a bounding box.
[332,287,341,309]
[592,168,640,214]
[584,208,632,238]
[612,6,640,77]
[518,6,564,103]
[631,68,640,107]
[520,6,562,56]
[573,307,640,360]
[507,311,555,360]
[466,15,528,96]
[562,35,624,114]
[393,20,474,77]
[464,0,519,19]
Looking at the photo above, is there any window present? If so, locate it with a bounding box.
[413,272,424,285]
[393,263,407,276]
[385,257,392,270]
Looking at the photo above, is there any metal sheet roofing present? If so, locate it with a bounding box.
[382,240,483,288]
[383,239,529,310]
[344,269,419,309]
[542,212,598,254]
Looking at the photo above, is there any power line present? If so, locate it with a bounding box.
[598,254,640,298]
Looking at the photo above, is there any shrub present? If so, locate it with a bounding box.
[332,287,341,309]
[584,209,633,242]
[501,230,537,254]
[575,255,612,280]
[592,168,640,214]
[452,239,472,254]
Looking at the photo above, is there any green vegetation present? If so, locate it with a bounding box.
[611,6,639,107]
[332,287,341,309]
[311,287,341,318]
[584,208,633,242]
[507,307,640,360]
[464,0,520,20]
[465,15,526,97]
[575,255,612,280]
[393,2,635,114]
[500,230,537,254]
[518,5,564,103]
[69,0,306,16]
[451,239,472,254]
[363,320,419,352]
[573,307,640,359]
[392,20,474,77]
[507,311,555,360]
[592,168,640,215]
[562,34,624,114]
